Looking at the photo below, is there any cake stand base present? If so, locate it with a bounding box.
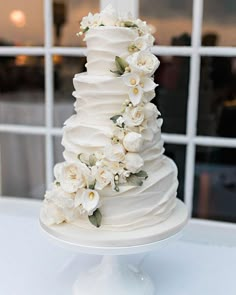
[40,199,188,295]
[73,255,155,295]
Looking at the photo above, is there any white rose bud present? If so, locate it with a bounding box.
[123,132,143,152]
[125,153,144,173]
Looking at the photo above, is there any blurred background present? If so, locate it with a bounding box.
[0,0,235,223]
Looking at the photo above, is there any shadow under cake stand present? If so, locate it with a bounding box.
[40,199,188,295]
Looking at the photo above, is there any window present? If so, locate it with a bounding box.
[0,0,235,224]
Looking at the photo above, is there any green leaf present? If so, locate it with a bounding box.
[110,114,122,124]
[124,21,138,28]
[127,175,143,186]
[78,153,90,166]
[88,208,102,228]
[82,27,89,33]
[134,170,148,179]
[89,154,97,166]
[88,180,96,190]
[115,56,128,75]
[110,69,123,75]
[114,185,120,192]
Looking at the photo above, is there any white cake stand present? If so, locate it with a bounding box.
[40,199,188,295]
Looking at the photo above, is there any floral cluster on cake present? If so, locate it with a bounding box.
[41,6,162,228]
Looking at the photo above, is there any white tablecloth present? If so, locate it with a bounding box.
[0,197,236,295]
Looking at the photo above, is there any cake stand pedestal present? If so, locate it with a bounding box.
[40,199,188,295]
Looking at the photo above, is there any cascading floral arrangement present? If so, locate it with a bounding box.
[41,6,163,228]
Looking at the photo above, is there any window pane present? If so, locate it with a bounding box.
[164,144,186,201]
[0,134,46,199]
[202,0,236,47]
[53,0,99,47]
[53,135,64,164]
[0,56,45,126]
[197,56,236,137]
[140,0,192,45]
[193,146,236,222]
[155,56,190,134]
[54,55,86,127]
[0,0,44,46]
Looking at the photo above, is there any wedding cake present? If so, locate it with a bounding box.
[40,6,179,232]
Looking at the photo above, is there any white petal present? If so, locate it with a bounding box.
[129,86,143,106]
[123,73,140,87]
[53,162,64,181]
[82,190,100,215]
[74,189,83,207]
[141,77,158,92]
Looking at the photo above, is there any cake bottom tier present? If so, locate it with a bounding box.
[72,156,178,231]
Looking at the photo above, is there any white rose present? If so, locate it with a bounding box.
[144,103,159,119]
[102,159,124,174]
[41,187,76,225]
[127,51,160,76]
[112,126,125,141]
[100,5,117,26]
[92,166,113,190]
[41,201,65,226]
[54,162,86,193]
[135,19,152,35]
[105,143,126,162]
[80,12,102,30]
[143,90,156,103]
[76,189,100,215]
[157,118,163,128]
[134,34,155,51]
[124,105,145,127]
[123,132,143,152]
[125,153,144,173]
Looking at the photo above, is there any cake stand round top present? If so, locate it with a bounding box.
[40,199,188,255]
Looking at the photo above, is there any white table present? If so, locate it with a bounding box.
[0,197,236,295]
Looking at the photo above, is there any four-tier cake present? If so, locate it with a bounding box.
[40,6,179,232]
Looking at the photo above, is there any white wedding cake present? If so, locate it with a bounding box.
[40,6,179,232]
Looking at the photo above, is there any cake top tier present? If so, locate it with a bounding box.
[78,5,156,76]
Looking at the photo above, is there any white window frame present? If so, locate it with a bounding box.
[0,0,236,226]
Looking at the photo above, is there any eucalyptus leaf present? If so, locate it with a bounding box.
[115,56,128,75]
[89,154,97,166]
[83,27,89,33]
[88,181,96,190]
[114,185,120,192]
[134,170,148,179]
[88,208,102,228]
[110,69,123,75]
[110,114,122,124]
[124,21,138,28]
[127,175,143,186]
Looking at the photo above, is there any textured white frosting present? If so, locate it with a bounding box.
[60,26,179,231]
[63,73,159,159]
[85,26,139,76]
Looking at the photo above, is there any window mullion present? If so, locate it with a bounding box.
[44,0,54,188]
[184,0,204,213]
